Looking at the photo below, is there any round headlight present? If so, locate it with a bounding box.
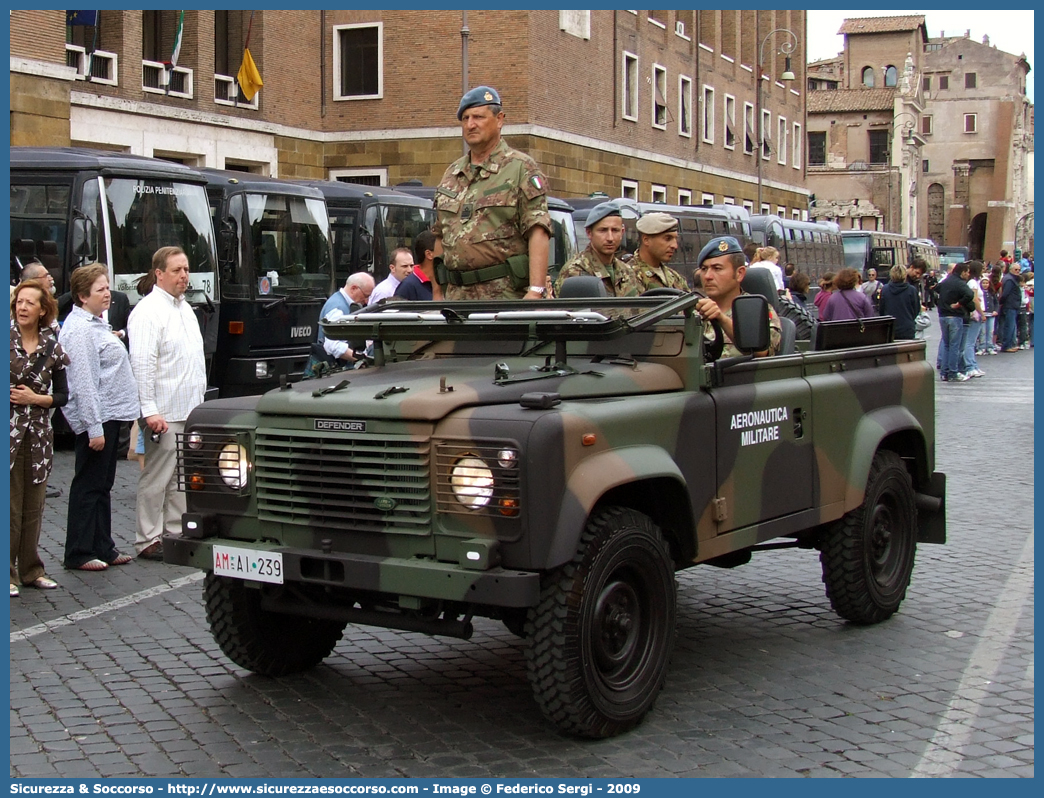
[217,442,249,490]
[186,432,203,450]
[450,456,494,509]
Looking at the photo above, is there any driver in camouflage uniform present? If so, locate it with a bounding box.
[553,201,642,297]
[629,212,689,293]
[433,86,552,300]
[695,236,781,358]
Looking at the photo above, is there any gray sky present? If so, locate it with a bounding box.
[806,10,1034,102]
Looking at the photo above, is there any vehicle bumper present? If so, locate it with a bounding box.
[163,534,541,608]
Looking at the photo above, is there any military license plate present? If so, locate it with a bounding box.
[213,545,283,585]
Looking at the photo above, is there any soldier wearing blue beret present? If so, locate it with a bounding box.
[695,236,781,357]
[433,86,552,300]
[553,201,642,297]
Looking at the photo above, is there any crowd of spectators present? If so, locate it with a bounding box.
[10,247,206,595]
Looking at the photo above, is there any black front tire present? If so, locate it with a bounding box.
[204,574,346,676]
[820,450,917,624]
[525,507,677,738]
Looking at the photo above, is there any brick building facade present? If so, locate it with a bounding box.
[10,10,809,215]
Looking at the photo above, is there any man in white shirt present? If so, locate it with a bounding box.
[367,248,415,306]
[128,246,207,560]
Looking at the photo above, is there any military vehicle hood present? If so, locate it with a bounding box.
[256,355,682,421]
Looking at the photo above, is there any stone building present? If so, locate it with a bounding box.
[805,16,928,237]
[805,15,1033,260]
[10,10,809,215]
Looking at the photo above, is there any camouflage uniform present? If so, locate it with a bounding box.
[629,255,689,293]
[704,297,783,358]
[554,246,643,298]
[434,139,552,300]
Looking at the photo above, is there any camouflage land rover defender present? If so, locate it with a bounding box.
[167,292,946,738]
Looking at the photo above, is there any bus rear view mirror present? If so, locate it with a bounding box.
[71,215,96,260]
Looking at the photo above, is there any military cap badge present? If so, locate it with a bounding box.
[484,91,493,101]
[718,240,729,252]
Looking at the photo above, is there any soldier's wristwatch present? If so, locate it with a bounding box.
[528,285,546,295]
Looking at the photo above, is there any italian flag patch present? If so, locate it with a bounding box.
[530,175,544,190]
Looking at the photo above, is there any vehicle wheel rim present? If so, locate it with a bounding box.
[592,577,643,685]
[868,496,900,586]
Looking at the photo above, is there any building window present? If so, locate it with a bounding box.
[965,72,977,89]
[761,203,771,215]
[743,102,755,155]
[861,66,874,87]
[792,122,802,169]
[622,51,638,121]
[922,115,933,135]
[334,23,383,100]
[701,85,714,143]
[742,200,754,214]
[777,116,787,165]
[964,114,977,133]
[723,197,736,206]
[868,130,890,164]
[621,179,638,200]
[329,168,388,186]
[760,109,771,160]
[922,159,930,173]
[884,65,898,87]
[939,75,949,90]
[651,184,667,203]
[792,208,801,220]
[922,75,931,92]
[652,64,668,129]
[701,192,715,206]
[777,206,786,217]
[647,10,667,29]
[678,189,692,205]
[679,76,692,137]
[808,131,826,165]
[724,94,736,149]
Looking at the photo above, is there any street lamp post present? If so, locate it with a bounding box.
[756,28,797,212]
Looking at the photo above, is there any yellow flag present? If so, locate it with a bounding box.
[237,47,263,101]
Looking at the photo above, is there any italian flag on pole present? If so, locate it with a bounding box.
[170,10,184,68]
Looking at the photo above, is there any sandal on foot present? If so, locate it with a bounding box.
[29,576,58,590]
[75,559,109,571]
[107,554,133,566]
[10,584,19,597]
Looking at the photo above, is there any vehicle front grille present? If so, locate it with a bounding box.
[254,431,431,534]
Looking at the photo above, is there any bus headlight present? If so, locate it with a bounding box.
[450,456,494,509]
[217,442,250,490]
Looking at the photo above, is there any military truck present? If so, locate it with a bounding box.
[167,291,946,738]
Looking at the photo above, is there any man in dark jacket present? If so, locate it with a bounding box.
[998,262,1023,351]
[936,262,975,381]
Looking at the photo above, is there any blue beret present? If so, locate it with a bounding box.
[457,86,502,120]
[697,236,744,267]
[585,201,623,228]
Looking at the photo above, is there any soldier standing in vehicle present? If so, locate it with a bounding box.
[553,201,642,297]
[629,212,689,292]
[694,236,781,358]
[433,86,552,300]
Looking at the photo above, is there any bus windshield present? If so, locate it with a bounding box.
[245,193,332,299]
[93,177,217,302]
[370,201,434,271]
[842,235,869,269]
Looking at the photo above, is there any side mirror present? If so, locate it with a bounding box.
[218,221,237,263]
[71,215,96,260]
[730,294,770,354]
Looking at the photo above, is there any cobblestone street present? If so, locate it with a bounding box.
[10,335,1034,778]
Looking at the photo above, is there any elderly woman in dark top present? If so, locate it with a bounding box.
[877,264,921,340]
[58,264,141,572]
[10,279,69,597]
[820,268,875,321]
